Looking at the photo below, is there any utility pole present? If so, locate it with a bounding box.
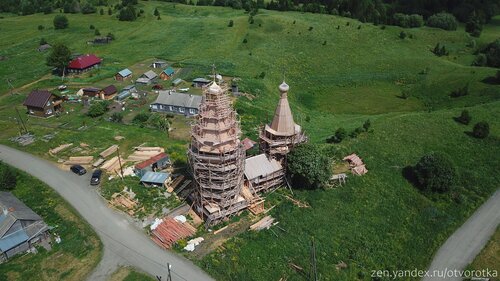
[15,107,28,134]
[116,147,124,179]
[310,238,318,281]
[167,263,172,281]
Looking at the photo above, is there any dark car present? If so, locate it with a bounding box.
[70,165,87,175]
[90,169,102,186]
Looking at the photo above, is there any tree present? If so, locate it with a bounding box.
[328,127,347,143]
[454,110,471,125]
[450,84,469,98]
[108,8,112,15]
[465,12,482,37]
[81,3,97,14]
[363,119,371,131]
[413,152,458,193]
[87,101,109,118]
[287,144,331,189]
[148,114,169,131]
[38,25,44,31]
[426,12,458,31]
[228,19,234,27]
[110,112,123,123]
[118,6,137,21]
[132,112,151,125]
[106,32,115,40]
[53,15,69,29]
[472,121,489,139]
[399,31,407,39]
[0,162,17,190]
[154,7,159,16]
[100,8,104,15]
[95,29,101,36]
[46,43,71,75]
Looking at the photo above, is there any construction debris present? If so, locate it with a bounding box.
[114,135,125,141]
[49,143,73,155]
[336,261,348,271]
[184,237,204,252]
[283,195,310,208]
[64,156,94,165]
[110,192,138,215]
[329,173,347,186]
[250,215,276,231]
[166,175,185,193]
[101,156,125,174]
[187,208,203,227]
[10,133,35,146]
[343,153,368,175]
[99,144,118,158]
[213,225,228,235]
[92,158,105,168]
[151,217,196,249]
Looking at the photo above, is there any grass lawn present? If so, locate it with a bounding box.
[467,226,500,281]
[0,2,499,281]
[0,166,102,281]
[107,267,156,281]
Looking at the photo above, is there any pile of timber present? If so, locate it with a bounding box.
[127,147,165,162]
[99,145,118,158]
[92,158,105,168]
[110,192,137,215]
[64,156,94,165]
[151,217,196,249]
[101,156,125,174]
[250,215,275,231]
[49,143,73,155]
[166,175,185,193]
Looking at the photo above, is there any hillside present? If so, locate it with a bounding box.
[0,2,499,280]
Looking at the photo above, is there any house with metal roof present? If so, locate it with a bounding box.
[150,60,167,69]
[134,152,171,177]
[136,70,158,85]
[140,171,171,187]
[23,90,63,118]
[160,67,175,80]
[244,154,285,193]
[0,192,50,263]
[116,85,137,101]
[67,54,102,73]
[150,91,202,116]
[192,78,211,88]
[115,68,132,81]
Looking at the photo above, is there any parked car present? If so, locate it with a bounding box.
[90,169,102,186]
[70,165,87,175]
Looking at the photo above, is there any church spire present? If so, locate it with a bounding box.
[270,81,296,136]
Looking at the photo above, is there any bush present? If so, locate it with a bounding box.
[100,8,104,15]
[399,31,407,39]
[393,13,423,28]
[39,38,47,45]
[432,43,449,57]
[118,6,136,21]
[363,119,371,131]
[465,13,482,38]
[132,112,151,125]
[450,84,469,98]
[153,8,159,16]
[95,29,101,36]
[454,110,471,125]
[287,144,331,189]
[53,15,69,29]
[426,12,458,31]
[90,24,95,29]
[327,127,347,143]
[110,112,123,123]
[147,114,169,131]
[258,71,265,79]
[242,38,248,43]
[472,54,487,66]
[349,127,364,138]
[38,25,44,31]
[413,152,458,193]
[472,121,489,139]
[106,33,115,40]
[108,8,112,15]
[87,102,109,118]
[228,20,234,27]
[0,162,17,190]
[81,3,97,14]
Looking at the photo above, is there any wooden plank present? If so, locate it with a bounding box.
[49,143,73,155]
[99,144,118,158]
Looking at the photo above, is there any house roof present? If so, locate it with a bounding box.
[141,70,158,80]
[152,60,167,65]
[83,87,100,93]
[68,54,102,70]
[101,85,117,95]
[140,171,170,185]
[172,78,182,84]
[135,152,169,170]
[0,192,43,238]
[23,90,53,108]
[193,78,211,83]
[269,81,297,136]
[244,154,282,180]
[117,68,132,77]
[153,91,202,109]
[242,137,256,150]
[162,67,175,76]
[123,85,136,91]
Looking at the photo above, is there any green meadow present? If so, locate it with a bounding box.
[0,1,499,280]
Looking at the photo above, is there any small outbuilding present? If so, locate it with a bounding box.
[150,91,202,116]
[151,60,167,69]
[81,87,100,98]
[115,68,132,81]
[159,67,175,80]
[134,152,171,177]
[172,78,183,86]
[140,171,171,187]
[37,44,51,52]
[136,70,158,85]
[116,85,137,101]
[23,90,63,118]
[99,85,118,100]
[192,78,211,88]
[0,192,50,263]
[67,54,102,73]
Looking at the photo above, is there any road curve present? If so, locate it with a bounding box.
[0,145,213,281]
[423,188,500,281]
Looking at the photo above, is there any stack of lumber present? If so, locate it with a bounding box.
[151,217,196,249]
[127,147,165,162]
[99,145,118,158]
[110,193,137,215]
[64,156,94,165]
[92,158,105,168]
[49,143,73,155]
[166,175,185,193]
[101,156,125,173]
[250,215,275,231]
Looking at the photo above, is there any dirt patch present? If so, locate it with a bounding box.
[107,267,131,281]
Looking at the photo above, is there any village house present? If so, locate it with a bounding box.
[192,78,211,88]
[159,67,175,80]
[0,192,50,263]
[79,87,100,98]
[67,54,102,74]
[115,68,132,81]
[136,70,158,85]
[23,90,63,118]
[150,91,202,116]
[150,60,167,69]
[99,85,118,100]
[134,153,171,177]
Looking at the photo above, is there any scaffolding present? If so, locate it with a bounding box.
[188,81,247,226]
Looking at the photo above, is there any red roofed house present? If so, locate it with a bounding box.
[67,54,102,74]
[134,153,171,177]
[23,90,62,118]
[99,85,118,100]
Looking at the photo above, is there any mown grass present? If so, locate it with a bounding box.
[467,226,500,281]
[0,167,102,281]
[0,2,499,281]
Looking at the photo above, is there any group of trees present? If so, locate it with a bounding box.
[0,0,109,15]
[87,101,111,117]
[0,161,17,190]
[132,112,170,131]
[453,110,490,139]
[327,119,371,143]
[473,39,500,68]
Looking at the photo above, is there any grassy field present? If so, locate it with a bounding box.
[0,2,499,281]
[0,166,102,281]
[468,226,500,281]
[107,267,156,281]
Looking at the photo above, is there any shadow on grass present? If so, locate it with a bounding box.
[481,76,500,85]
[402,165,419,187]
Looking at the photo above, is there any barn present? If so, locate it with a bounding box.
[67,54,102,73]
